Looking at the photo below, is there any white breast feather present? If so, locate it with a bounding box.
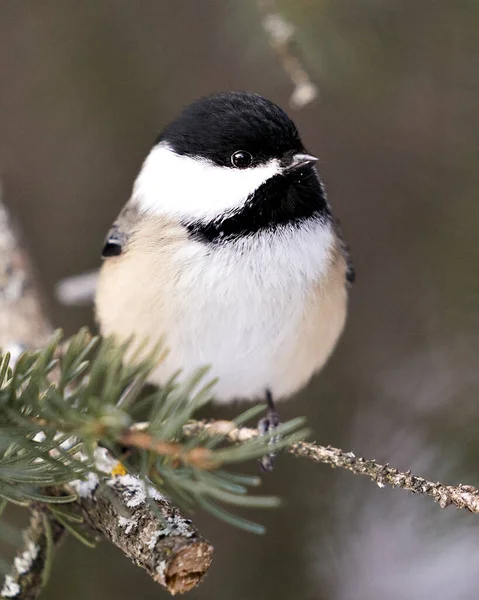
[157,220,335,401]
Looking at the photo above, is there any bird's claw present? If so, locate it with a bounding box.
[258,391,281,472]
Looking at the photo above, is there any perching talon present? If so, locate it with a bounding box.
[258,390,281,472]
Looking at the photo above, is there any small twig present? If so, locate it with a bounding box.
[119,430,219,470]
[1,509,66,600]
[258,0,318,108]
[185,421,479,516]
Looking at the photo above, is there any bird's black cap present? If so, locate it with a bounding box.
[156,91,304,167]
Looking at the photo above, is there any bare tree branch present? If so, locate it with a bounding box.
[258,0,318,108]
[1,509,66,600]
[0,196,213,598]
[185,420,479,516]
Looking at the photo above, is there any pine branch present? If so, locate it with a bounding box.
[186,421,479,516]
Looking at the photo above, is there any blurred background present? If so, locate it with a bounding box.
[1,1,479,599]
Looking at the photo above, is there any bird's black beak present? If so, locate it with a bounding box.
[283,153,318,172]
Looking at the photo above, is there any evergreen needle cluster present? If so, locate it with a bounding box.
[0,328,308,556]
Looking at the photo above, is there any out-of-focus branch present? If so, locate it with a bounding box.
[55,269,98,307]
[0,196,213,598]
[185,421,479,516]
[0,195,51,352]
[258,0,318,108]
[1,510,66,600]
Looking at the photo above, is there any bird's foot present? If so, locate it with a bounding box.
[258,390,281,472]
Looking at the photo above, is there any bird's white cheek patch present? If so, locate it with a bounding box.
[133,143,280,222]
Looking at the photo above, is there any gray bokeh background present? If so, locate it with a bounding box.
[1,2,479,599]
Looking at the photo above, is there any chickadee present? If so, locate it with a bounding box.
[95,92,353,427]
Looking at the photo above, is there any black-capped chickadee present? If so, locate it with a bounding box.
[95,92,353,433]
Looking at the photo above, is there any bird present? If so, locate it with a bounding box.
[95,91,353,467]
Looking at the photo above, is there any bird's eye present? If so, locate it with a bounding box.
[231,150,253,169]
